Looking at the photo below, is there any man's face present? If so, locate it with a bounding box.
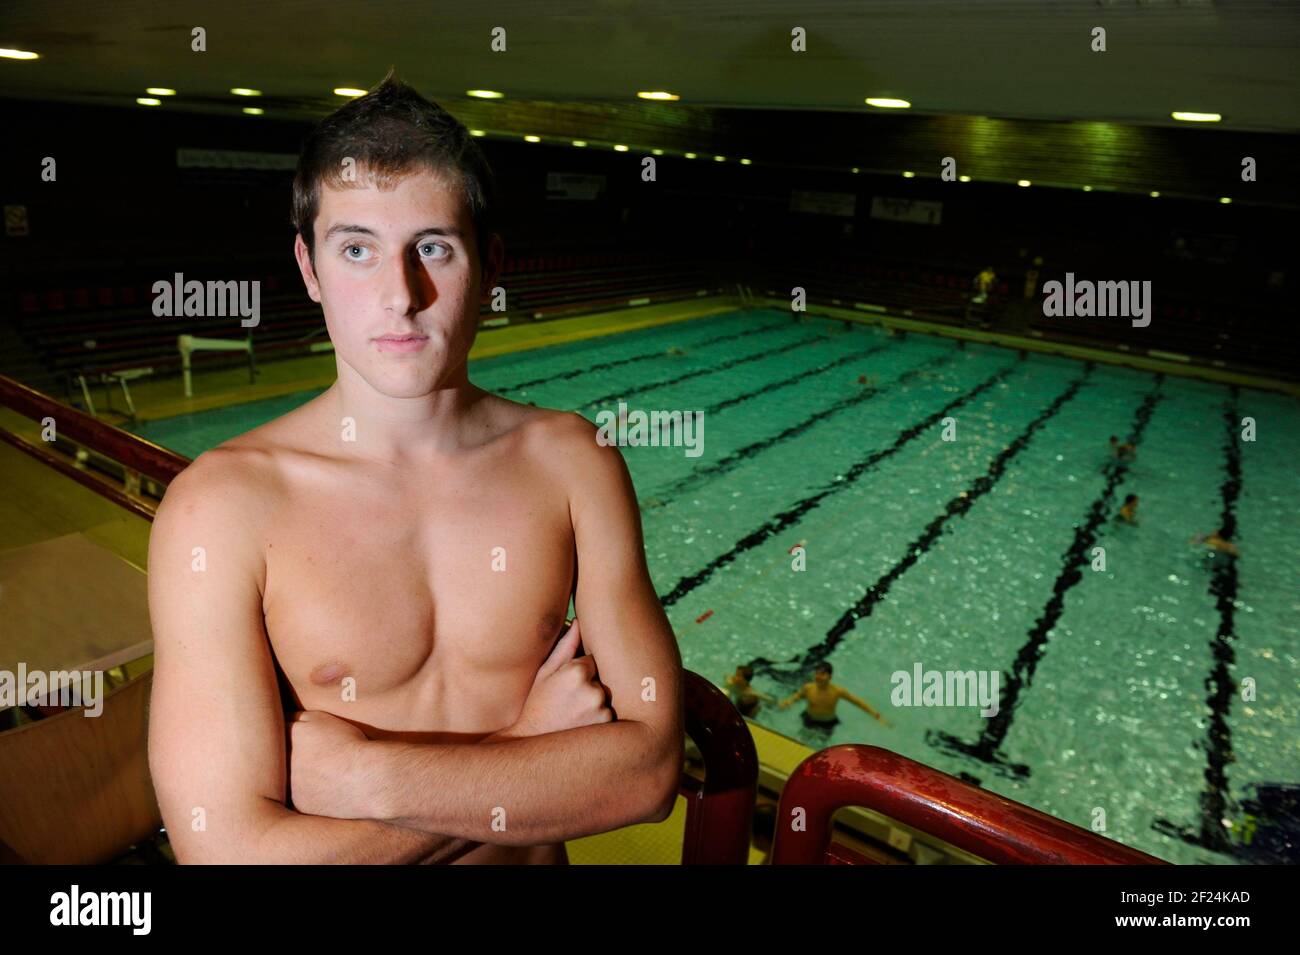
[814,670,831,687]
[295,166,500,399]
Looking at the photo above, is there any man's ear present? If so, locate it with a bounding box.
[294,233,322,304]
[479,232,504,303]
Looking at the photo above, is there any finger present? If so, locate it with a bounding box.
[538,618,582,678]
[568,654,599,680]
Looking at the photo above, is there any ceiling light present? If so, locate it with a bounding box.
[467,89,504,99]
[866,97,911,109]
[1171,111,1221,123]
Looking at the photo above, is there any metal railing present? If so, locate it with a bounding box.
[680,671,758,864]
[771,744,1166,865]
[0,373,188,518]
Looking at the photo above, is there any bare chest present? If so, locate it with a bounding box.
[261,464,575,734]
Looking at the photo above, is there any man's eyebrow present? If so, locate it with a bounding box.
[321,223,464,242]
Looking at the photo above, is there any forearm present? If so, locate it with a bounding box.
[354,721,677,846]
[254,804,475,864]
[255,726,522,864]
[854,699,881,718]
[166,798,475,865]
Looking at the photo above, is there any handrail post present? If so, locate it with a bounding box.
[679,671,758,865]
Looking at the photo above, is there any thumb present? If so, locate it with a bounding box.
[538,618,581,678]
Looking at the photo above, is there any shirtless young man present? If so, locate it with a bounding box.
[778,663,889,731]
[146,75,684,864]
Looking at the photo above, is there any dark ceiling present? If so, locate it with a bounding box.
[2,0,1298,131]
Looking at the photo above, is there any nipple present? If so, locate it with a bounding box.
[309,662,351,686]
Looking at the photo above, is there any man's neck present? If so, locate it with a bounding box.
[326,361,486,463]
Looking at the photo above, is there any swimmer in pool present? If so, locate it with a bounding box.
[1192,528,1240,557]
[1109,435,1136,460]
[778,662,889,729]
[666,346,687,356]
[1117,493,1139,525]
[724,665,774,718]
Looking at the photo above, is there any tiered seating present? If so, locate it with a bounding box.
[759,250,1293,376]
[5,252,719,396]
[1024,271,1293,373]
[497,251,713,320]
[761,255,1010,321]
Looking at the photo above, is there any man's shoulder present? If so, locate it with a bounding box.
[169,393,325,498]
[518,405,599,450]
[518,407,630,486]
[155,440,282,536]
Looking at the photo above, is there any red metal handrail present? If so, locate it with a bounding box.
[771,745,1166,865]
[0,373,189,484]
[679,672,758,865]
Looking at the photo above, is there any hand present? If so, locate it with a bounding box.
[506,618,612,738]
[288,709,369,819]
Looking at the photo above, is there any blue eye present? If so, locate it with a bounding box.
[344,244,371,262]
[419,243,448,260]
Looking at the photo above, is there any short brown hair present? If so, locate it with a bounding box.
[291,70,498,264]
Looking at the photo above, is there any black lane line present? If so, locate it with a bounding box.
[658,355,1026,608]
[707,340,896,415]
[745,364,1094,692]
[581,329,831,411]
[927,377,1165,782]
[1153,389,1244,855]
[492,314,791,395]
[644,351,956,511]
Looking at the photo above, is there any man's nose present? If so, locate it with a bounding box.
[380,250,432,315]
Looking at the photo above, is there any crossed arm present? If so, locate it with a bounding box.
[147,421,683,864]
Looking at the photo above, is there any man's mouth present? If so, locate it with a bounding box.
[373,333,429,353]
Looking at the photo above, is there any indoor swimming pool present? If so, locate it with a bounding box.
[131,309,1300,864]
